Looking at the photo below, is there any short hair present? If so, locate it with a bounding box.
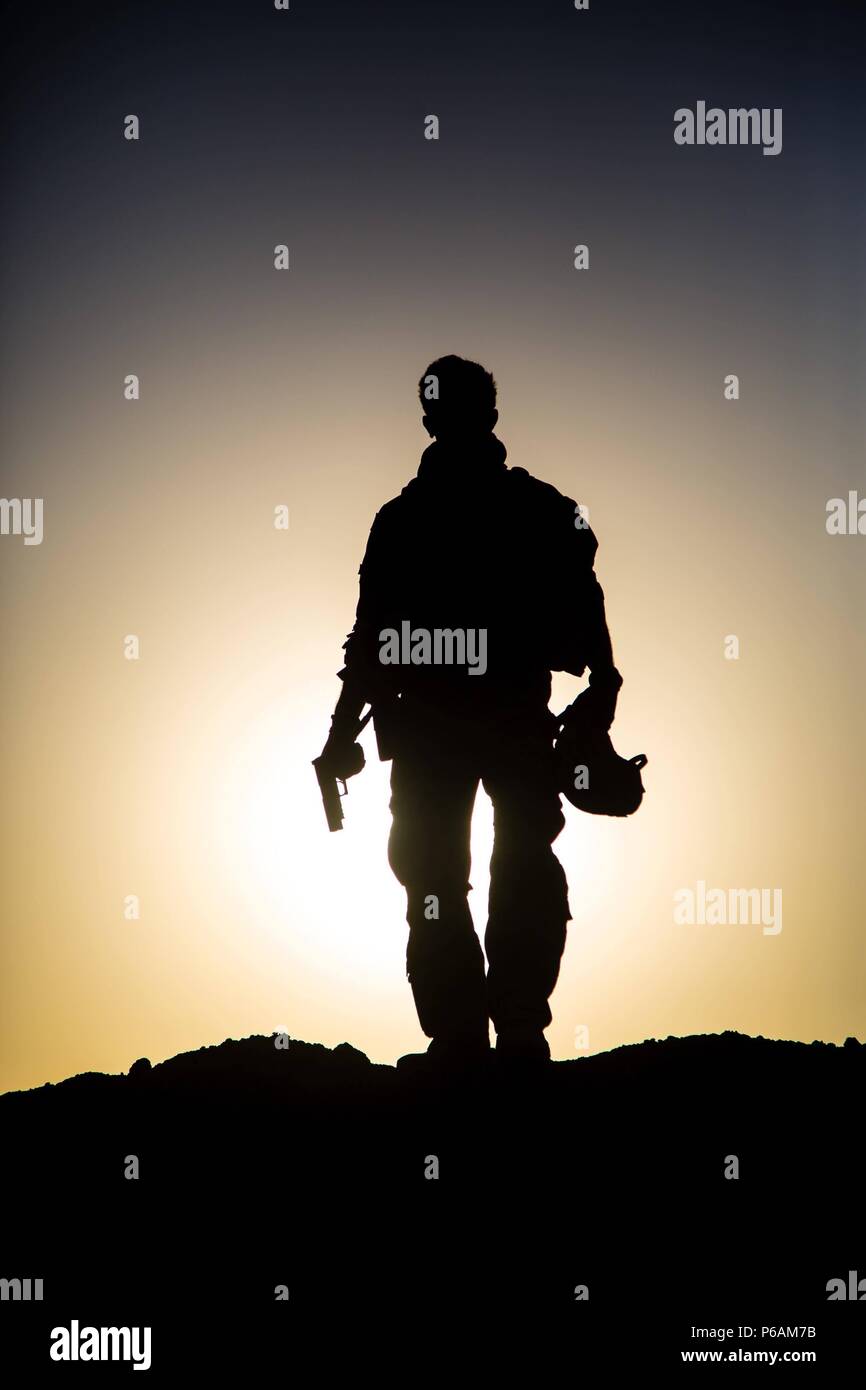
[418,355,497,429]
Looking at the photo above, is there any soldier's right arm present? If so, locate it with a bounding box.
[323,509,390,749]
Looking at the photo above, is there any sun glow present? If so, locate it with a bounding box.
[210,698,408,982]
[206,678,626,1042]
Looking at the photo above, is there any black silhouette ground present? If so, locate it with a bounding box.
[1,1032,863,1374]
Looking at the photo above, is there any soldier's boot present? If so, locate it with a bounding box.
[494,1026,550,1062]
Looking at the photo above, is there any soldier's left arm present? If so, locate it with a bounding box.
[565,500,622,728]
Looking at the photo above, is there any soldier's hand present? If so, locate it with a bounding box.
[568,667,622,733]
[319,730,366,781]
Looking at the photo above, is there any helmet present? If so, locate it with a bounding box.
[555,703,647,817]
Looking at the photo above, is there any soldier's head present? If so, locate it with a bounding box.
[419,355,498,442]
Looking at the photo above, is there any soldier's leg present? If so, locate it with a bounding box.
[388,745,488,1047]
[482,719,570,1049]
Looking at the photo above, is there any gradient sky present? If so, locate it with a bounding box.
[1,0,863,1092]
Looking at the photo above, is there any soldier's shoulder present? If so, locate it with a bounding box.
[370,482,418,527]
[506,466,576,516]
[506,466,598,557]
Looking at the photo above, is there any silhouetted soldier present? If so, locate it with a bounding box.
[318,356,621,1069]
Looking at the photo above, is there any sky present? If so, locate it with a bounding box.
[1,0,863,1092]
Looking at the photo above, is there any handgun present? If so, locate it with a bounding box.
[312,709,372,831]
